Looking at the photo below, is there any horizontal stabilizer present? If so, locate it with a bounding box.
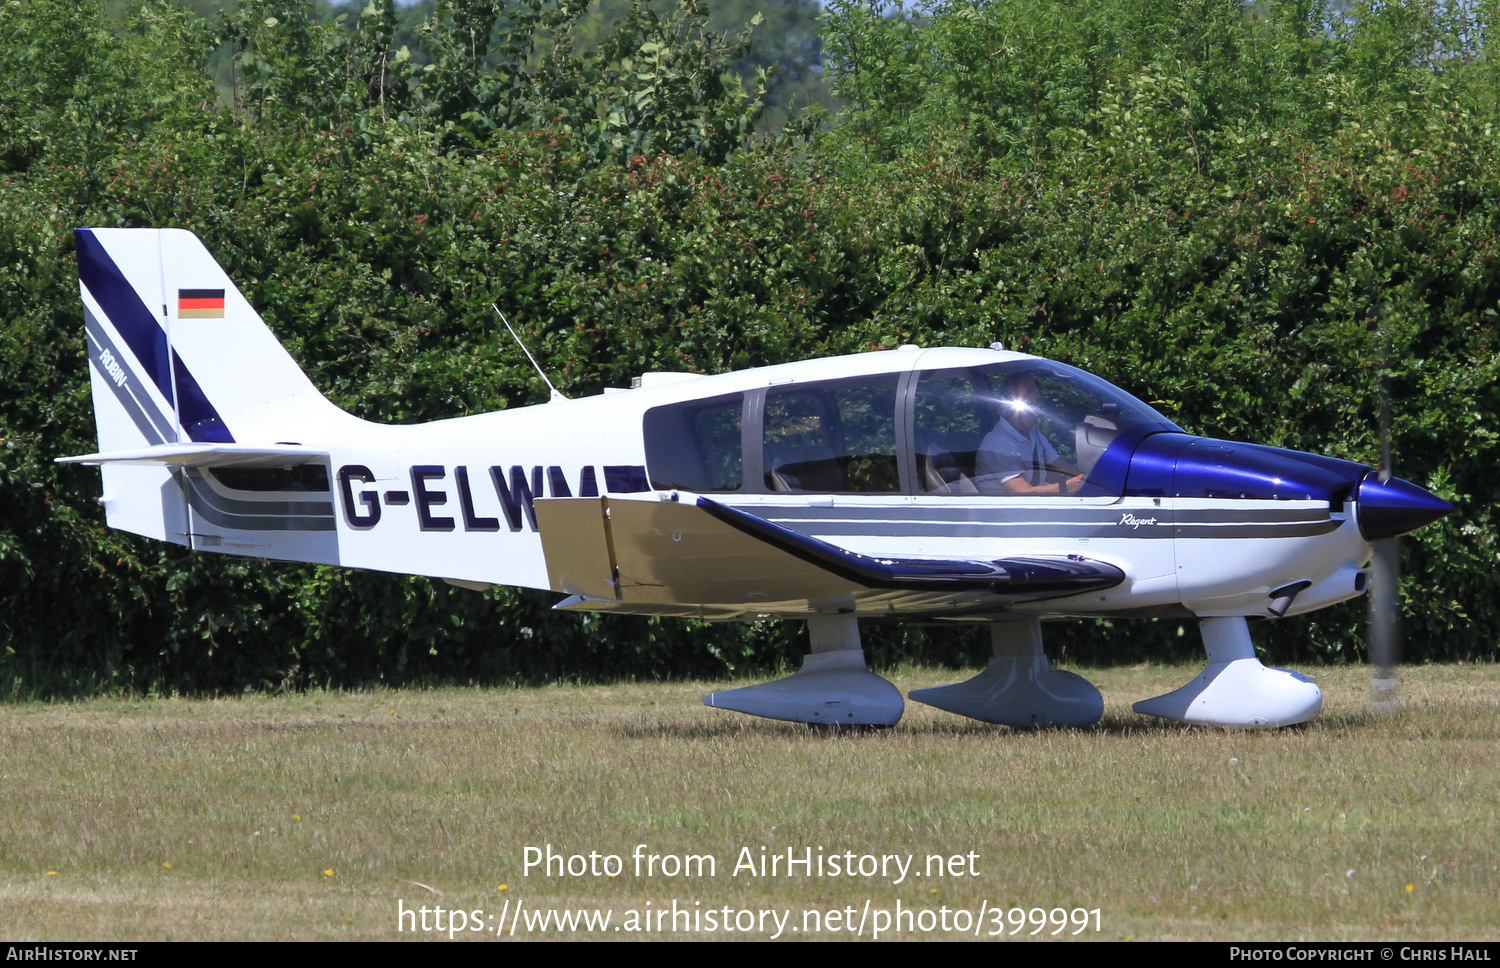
[57,442,328,468]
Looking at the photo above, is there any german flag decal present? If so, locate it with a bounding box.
[178,288,225,318]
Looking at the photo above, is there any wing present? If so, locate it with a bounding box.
[534,494,1124,619]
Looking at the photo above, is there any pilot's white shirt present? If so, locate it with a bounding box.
[976,418,1057,488]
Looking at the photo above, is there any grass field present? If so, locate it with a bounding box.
[2,662,1496,941]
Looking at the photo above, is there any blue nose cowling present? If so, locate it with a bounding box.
[1117,434,1455,541]
[1355,474,1454,540]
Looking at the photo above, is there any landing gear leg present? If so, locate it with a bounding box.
[1133,616,1322,727]
[702,615,904,726]
[908,618,1104,727]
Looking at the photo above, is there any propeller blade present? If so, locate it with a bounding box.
[1367,536,1401,713]
[1369,306,1400,714]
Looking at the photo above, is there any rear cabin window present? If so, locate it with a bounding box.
[644,393,744,492]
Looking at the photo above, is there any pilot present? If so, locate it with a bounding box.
[975,373,1087,495]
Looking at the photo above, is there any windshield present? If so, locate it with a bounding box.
[912,360,1180,497]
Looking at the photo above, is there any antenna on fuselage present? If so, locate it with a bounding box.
[492,304,566,403]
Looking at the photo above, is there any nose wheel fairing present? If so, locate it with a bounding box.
[1132,616,1322,727]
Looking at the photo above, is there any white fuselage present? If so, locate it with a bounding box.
[169,347,1371,621]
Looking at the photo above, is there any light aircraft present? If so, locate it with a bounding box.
[61,228,1453,729]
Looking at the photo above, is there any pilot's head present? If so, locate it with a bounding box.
[999,373,1043,436]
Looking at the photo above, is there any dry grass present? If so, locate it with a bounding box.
[1,663,1496,941]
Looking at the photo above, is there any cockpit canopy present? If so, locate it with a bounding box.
[644,360,1182,497]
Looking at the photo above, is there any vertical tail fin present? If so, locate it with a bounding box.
[71,228,348,560]
[75,227,348,449]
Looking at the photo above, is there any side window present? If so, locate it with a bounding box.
[763,390,843,491]
[970,369,1078,494]
[644,394,744,492]
[912,371,989,494]
[763,377,899,493]
[917,367,1083,495]
[913,360,1175,497]
[830,379,900,492]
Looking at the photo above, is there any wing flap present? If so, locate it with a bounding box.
[531,497,620,599]
[535,496,855,606]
